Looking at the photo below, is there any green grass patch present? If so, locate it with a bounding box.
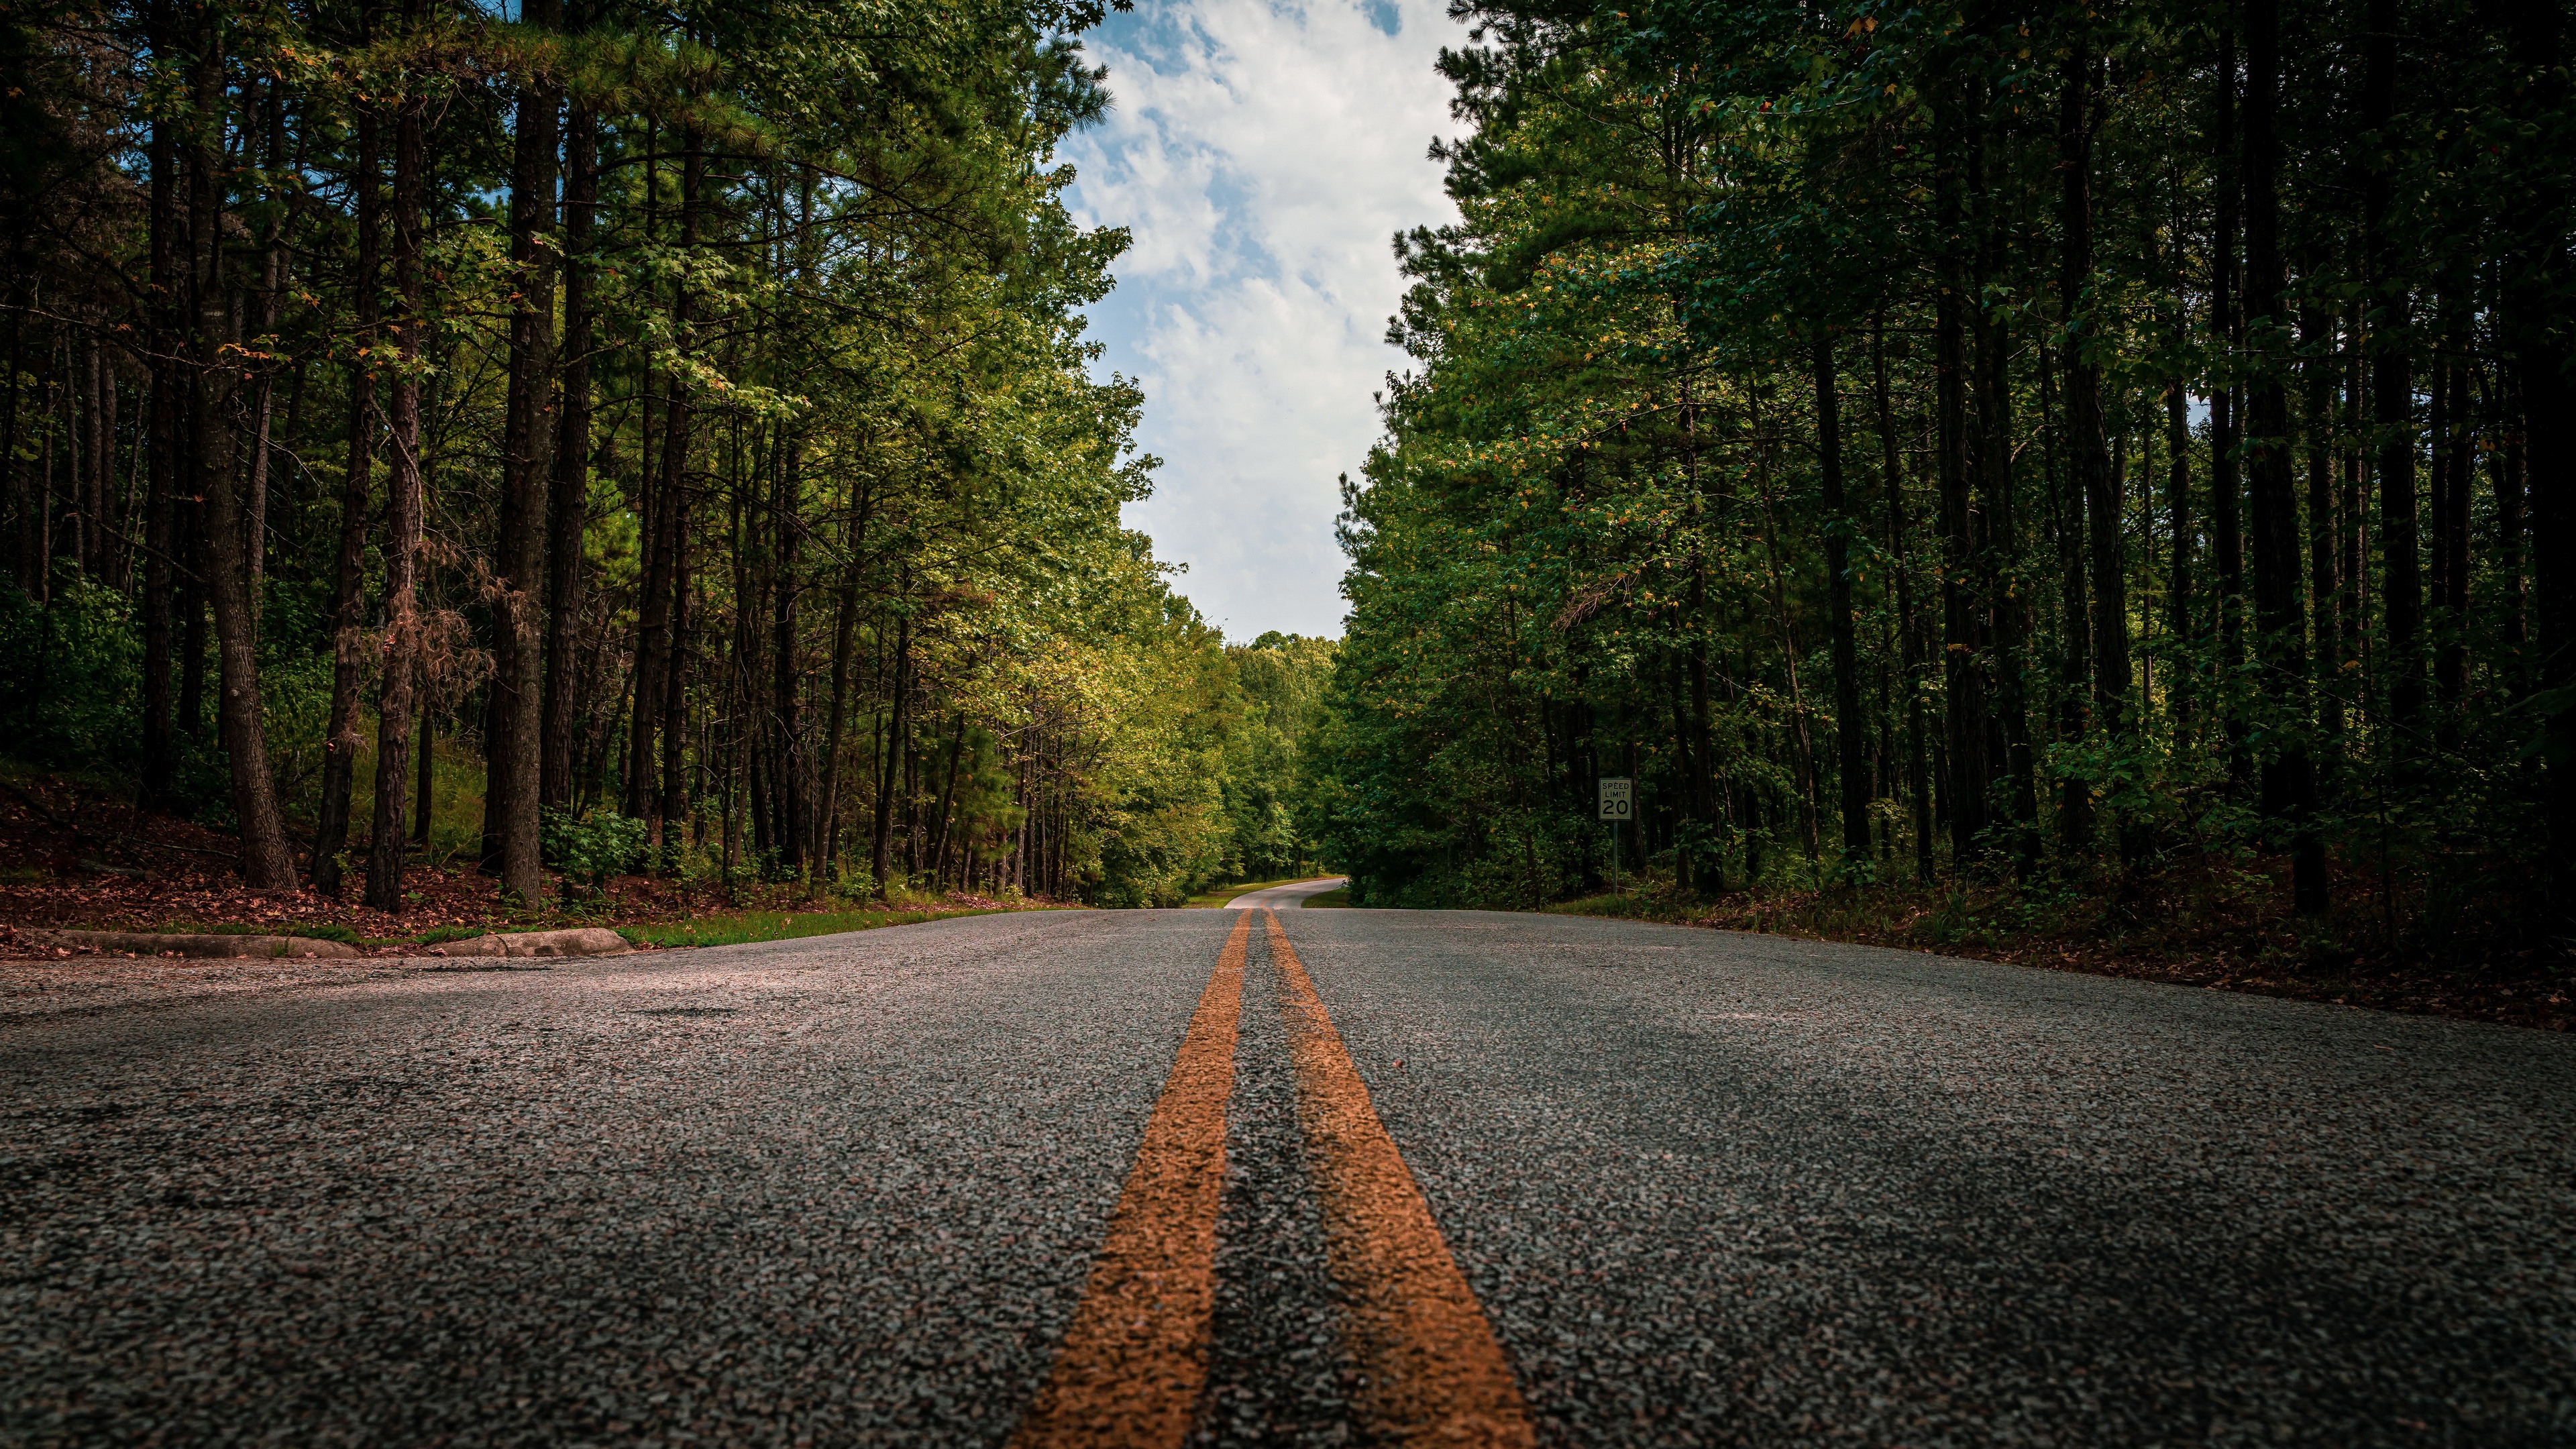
[1179,874,1340,908]
[1302,888,1354,908]
[620,907,1006,949]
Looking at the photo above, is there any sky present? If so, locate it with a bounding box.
[1061,0,1465,643]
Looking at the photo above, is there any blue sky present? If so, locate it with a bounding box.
[1061,0,1465,642]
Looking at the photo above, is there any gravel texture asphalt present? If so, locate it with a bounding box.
[6,908,2573,1447]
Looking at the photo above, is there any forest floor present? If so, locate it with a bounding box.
[1550,857,2574,1035]
[0,765,1053,957]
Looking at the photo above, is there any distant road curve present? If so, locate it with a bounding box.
[1223,877,1347,910]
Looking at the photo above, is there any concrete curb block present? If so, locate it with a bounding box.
[27,930,364,959]
[419,927,631,959]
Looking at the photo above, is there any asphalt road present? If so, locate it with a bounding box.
[1223,878,1348,910]
[4,908,2571,1447]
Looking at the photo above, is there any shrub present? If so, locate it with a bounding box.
[541,808,649,897]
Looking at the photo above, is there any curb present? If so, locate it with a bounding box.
[26,930,363,959]
[418,927,631,959]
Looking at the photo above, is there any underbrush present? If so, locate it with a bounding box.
[1553,853,2575,1032]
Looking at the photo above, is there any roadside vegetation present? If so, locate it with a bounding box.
[1299,0,2576,1024]
[1,2,1338,925]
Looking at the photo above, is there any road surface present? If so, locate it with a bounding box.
[4,908,2570,1446]
[1224,877,1348,910]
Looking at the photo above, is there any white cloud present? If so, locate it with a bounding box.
[1065,0,1462,641]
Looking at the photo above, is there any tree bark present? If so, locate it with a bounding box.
[872,612,910,895]
[1873,318,1932,883]
[489,7,561,902]
[2245,0,2326,913]
[542,89,597,810]
[2363,0,2423,765]
[1933,77,1987,869]
[365,25,428,912]
[140,0,178,808]
[2212,27,2248,783]
[185,16,298,890]
[771,425,804,872]
[313,91,379,897]
[1813,337,1868,867]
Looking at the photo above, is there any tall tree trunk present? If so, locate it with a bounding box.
[1934,78,1987,869]
[312,92,379,897]
[1970,109,2035,869]
[140,7,177,808]
[489,9,561,902]
[2432,305,2472,737]
[542,88,597,810]
[625,131,668,822]
[2302,304,2342,780]
[653,134,702,853]
[80,333,107,580]
[2065,50,2129,799]
[2212,26,2248,784]
[2057,46,2101,850]
[872,612,910,895]
[2047,357,2094,850]
[929,712,967,884]
[1874,318,1933,883]
[186,17,297,890]
[1813,337,1868,867]
[772,425,804,872]
[2245,0,2326,914]
[365,28,428,912]
[2363,0,2424,766]
[2499,0,2576,904]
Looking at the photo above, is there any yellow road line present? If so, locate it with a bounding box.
[1265,910,1537,1448]
[1010,912,1251,1449]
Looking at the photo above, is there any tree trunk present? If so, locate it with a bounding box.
[1874,318,1933,883]
[872,612,910,895]
[2498,0,2576,903]
[490,11,560,903]
[772,425,804,872]
[365,33,428,912]
[1933,78,1987,868]
[2212,27,2248,785]
[1813,337,1868,867]
[186,19,297,890]
[653,136,702,852]
[140,8,177,808]
[2302,303,2341,772]
[2363,0,2423,765]
[313,93,379,897]
[2244,0,2326,914]
[543,90,596,810]
[625,131,668,822]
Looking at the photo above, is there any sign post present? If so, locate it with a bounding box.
[1597,777,1633,902]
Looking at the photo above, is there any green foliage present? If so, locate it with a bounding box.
[0,582,140,773]
[541,808,651,896]
[1305,0,2574,945]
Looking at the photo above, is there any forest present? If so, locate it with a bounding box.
[0,0,1333,912]
[1313,0,2573,962]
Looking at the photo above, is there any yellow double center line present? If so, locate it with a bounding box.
[1012,910,1533,1448]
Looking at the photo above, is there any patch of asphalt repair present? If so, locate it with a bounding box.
[0,910,1228,1447]
[1279,909,2576,1448]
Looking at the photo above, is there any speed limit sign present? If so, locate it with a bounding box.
[1598,777,1633,821]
